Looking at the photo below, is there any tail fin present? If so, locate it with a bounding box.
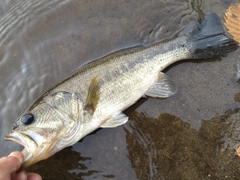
[187,13,238,59]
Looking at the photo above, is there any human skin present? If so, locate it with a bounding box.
[0,151,42,180]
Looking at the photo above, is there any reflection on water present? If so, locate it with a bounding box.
[1,0,240,179]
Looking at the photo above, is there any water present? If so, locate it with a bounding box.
[1,0,240,179]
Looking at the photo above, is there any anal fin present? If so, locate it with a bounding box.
[100,112,128,128]
[145,72,176,98]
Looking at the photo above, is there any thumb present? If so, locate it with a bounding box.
[0,151,24,180]
[7,151,24,172]
[8,151,24,163]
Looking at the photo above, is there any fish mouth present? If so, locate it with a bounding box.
[4,129,56,167]
[4,131,38,163]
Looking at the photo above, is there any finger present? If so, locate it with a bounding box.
[0,151,24,174]
[8,151,24,163]
[13,169,27,180]
[27,173,42,180]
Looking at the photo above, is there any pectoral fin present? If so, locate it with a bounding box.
[100,112,128,128]
[85,76,100,114]
[145,72,177,98]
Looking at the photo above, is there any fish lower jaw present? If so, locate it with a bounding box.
[4,131,37,153]
[22,148,33,163]
[21,145,54,168]
[4,131,39,167]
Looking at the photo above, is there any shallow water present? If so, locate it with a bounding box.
[1,0,240,179]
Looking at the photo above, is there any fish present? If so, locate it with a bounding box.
[4,13,238,167]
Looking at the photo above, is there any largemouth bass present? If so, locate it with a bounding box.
[4,13,238,167]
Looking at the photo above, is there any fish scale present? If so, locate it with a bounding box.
[52,39,189,118]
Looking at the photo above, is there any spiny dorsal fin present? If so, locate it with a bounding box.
[85,76,100,114]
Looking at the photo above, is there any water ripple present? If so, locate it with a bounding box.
[0,0,69,46]
[124,118,163,179]
[135,0,202,46]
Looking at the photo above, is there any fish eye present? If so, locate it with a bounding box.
[21,113,35,125]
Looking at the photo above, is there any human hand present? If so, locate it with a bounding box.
[0,151,42,180]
